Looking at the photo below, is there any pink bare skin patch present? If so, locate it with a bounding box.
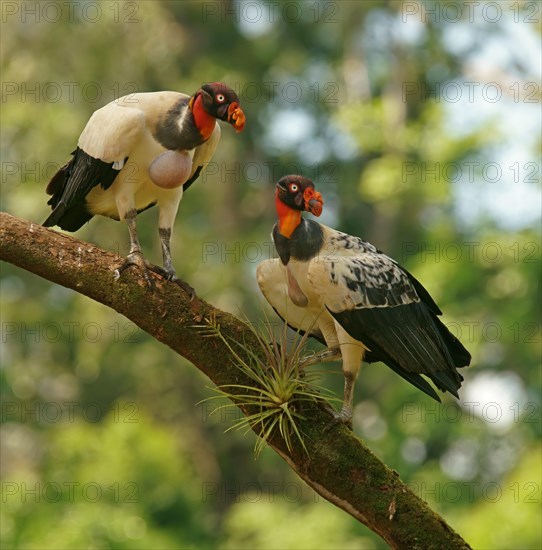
[287,265,308,307]
[149,151,192,189]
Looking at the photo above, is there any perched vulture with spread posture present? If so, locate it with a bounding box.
[44,82,245,291]
[257,175,471,426]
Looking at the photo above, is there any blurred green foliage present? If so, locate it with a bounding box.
[1,1,540,548]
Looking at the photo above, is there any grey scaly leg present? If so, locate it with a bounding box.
[159,227,175,279]
[115,209,155,288]
[158,226,195,299]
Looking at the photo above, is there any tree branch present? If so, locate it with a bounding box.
[0,212,471,549]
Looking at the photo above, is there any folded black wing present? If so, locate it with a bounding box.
[308,253,470,399]
[43,147,121,231]
[44,101,148,231]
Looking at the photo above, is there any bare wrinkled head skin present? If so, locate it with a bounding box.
[198,82,245,132]
[276,175,324,216]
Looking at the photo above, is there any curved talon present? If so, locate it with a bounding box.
[323,405,353,432]
[299,347,342,368]
[146,264,173,280]
[152,265,195,299]
[173,278,196,301]
[145,266,196,300]
[299,350,316,366]
[116,253,195,299]
[334,406,353,430]
[117,252,156,290]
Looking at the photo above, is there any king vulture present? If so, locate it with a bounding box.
[257,175,471,427]
[43,82,245,291]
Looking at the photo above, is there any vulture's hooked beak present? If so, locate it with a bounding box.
[303,188,324,217]
[227,102,245,133]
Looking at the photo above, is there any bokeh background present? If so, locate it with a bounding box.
[1,1,541,548]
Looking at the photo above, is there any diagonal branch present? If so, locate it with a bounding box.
[0,211,471,550]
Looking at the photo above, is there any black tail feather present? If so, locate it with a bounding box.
[44,201,94,232]
[435,319,472,370]
[428,370,463,398]
[43,201,67,228]
[383,359,442,402]
[43,147,120,231]
[331,300,471,401]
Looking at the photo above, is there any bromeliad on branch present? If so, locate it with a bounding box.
[43,82,245,294]
[257,175,471,428]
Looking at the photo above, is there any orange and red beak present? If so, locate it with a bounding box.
[227,102,246,133]
[303,187,324,216]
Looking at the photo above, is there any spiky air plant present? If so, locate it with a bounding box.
[196,316,339,458]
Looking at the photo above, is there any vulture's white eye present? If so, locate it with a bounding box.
[290,184,298,192]
[216,94,225,103]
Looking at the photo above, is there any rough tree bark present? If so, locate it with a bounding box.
[0,212,471,550]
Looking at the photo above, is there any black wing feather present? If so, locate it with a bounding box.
[182,165,203,193]
[312,246,471,399]
[331,301,469,398]
[375,357,442,401]
[402,267,442,315]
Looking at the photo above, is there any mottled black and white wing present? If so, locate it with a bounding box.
[308,253,470,398]
[310,253,421,311]
[321,226,443,314]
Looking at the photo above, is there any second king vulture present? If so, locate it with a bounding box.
[44,82,245,290]
[257,175,471,427]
